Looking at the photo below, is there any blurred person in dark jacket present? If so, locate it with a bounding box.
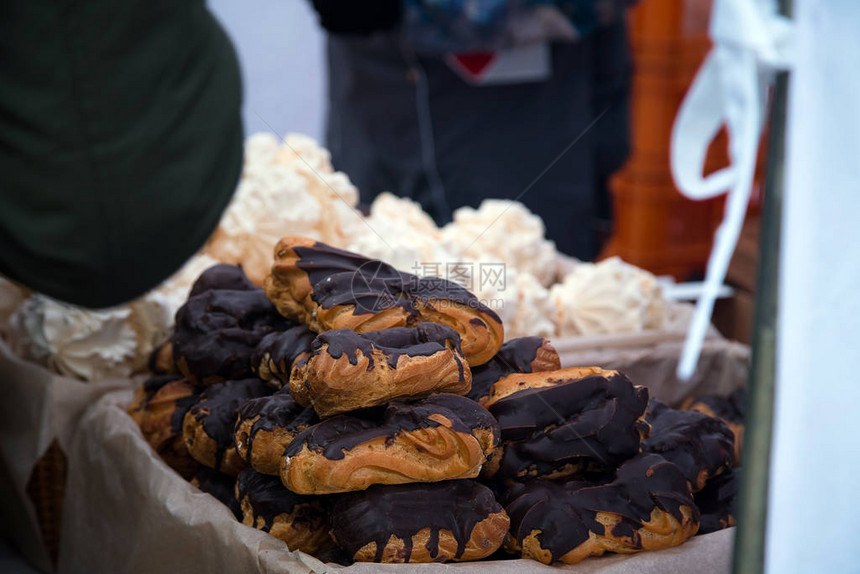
[0,1,243,307]
[310,0,633,259]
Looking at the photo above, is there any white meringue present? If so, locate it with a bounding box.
[273,132,334,175]
[242,132,281,170]
[471,265,555,339]
[205,133,365,282]
[441,199,558,287]
[549,256,666,336]
[345,193,455,274]
[8,296,139,381]
[368,192,440,237]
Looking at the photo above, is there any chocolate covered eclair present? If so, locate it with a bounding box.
[171,287,294,386]
[128,375,202,479]
[289,323,471,417]
[188,263,257,297]
[694,467,739,534]
[503,453,700,565]
[682,387,747,464]
[330,480,509,563]
[182,378,272,475]
[483,367,650,480]
[280,394,500,494]
[234,391,318,475]
[643,399,735,492]
[251,325,316,390]
[236,468,334,555]
[466,336,560,404]
[263,236,504,366]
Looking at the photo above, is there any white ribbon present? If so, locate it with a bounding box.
[672,0,794,380]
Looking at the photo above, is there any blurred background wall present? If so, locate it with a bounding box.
[209,0,326,141]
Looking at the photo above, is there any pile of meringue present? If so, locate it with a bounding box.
[0,133,665,382]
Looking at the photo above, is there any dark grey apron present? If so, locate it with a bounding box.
[325,19,630,259]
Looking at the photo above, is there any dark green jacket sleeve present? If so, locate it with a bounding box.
[0,0,243,308]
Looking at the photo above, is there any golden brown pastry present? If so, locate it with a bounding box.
[503,453,700,565]
[236,468,334,555]
[280,394,500,494]
[127,375,202,479]
[483,366,616,408]
[251,325,316,389]
[289,323,471,417]
[643,399,735,492]
[147,341,177,375]
[234,391,318,475]
[182,378,271,475]
[263,236,504,366]
[330,480,509,563]
[681,388,746,464]
[482,367,650,480]
[467,336,560,404]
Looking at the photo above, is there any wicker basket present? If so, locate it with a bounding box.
[26,439,67,566]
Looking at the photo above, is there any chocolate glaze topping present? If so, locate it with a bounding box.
[315,546,355,566]
[189,264,256,297]
[488,373,649,478]
[192,467,242,519]
[236,391,319,460]
[236,468,328,531]
[171,389,203,436]
[643,399,735,489]
[695,467,739,534]
[171,288,295,384]
[285,393,499,461]
[293,243,500,322]
[251,325,316,378]
[189,378,272,470]
[503,453,699,562]
[314,323,466,379]
[331,480,503,562]
[467,337,546,402]
[142,374,184,395]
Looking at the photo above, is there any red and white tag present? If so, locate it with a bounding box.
[445,42,552,85]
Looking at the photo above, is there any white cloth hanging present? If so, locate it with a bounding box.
[670,0,794,380]
[767,1,860,571]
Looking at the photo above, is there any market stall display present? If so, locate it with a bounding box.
[109,238,743,568]
[0,134,747,572]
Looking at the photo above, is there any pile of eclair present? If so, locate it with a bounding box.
[128,236,744,565]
